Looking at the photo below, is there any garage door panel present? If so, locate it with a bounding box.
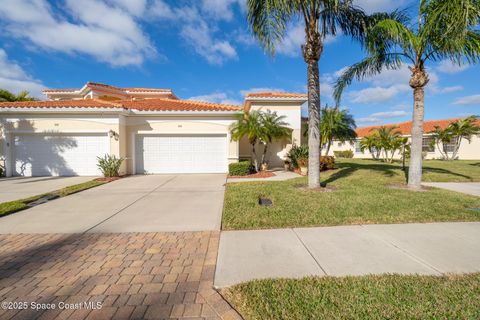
[135,134,227,174]
[13,134,109,176]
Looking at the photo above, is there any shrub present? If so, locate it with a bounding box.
[287,145,309,169]
[333,150,354,158]
[320,156,335,171]
[229,161,255,176]
[97,154,124,177]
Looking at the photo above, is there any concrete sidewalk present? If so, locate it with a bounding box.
[214,222,480,287]
[423,182,480,197]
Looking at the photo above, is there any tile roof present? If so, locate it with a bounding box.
[0,98,241,112]
[355,118,466,137]
[245,92,307,99]
[120,98,241,111]
[43,82,172,94]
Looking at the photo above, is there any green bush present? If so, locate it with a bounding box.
[97,154,124,177]
[320,156,335,171]
[333,150,354,158]
[229,161,255,176]
[287,145,309,169]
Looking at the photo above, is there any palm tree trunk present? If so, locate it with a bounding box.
[261,143,268,165]
[325,140,331,156]
[408,86,425,189]
[306,60,321,188]
[251,142,258,172]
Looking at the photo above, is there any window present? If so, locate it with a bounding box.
[422,137,435,152]
[338,142,343,147]
[443,137,458,153]
[355,140,363,153]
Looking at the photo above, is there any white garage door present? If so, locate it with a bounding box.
[13,133,109,176]
[135,134,228,174]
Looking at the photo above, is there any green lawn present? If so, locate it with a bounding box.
[0,179,106,217]
[223,159,480,230]
[223,274,480,320]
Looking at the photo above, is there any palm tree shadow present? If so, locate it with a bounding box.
[470,162,480,167]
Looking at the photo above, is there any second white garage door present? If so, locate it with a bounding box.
[135,134,228,174]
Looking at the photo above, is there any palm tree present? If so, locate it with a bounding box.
[319,106,357,155]
[431,116,480,160]
[230,110,265,170]
[260,110,292,166]
[359,133,382,159]
[334,0,480,189]
[0,89,37,102]
[374,126,402,162]
[246,0,369,188]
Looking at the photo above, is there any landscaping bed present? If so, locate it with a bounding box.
[223,274,480,320]
[222,159,480,230]
[229,171,276,179]
[0,179,108,217]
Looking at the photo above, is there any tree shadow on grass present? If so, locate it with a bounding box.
[469,163,480,167]
[327,160,472,184]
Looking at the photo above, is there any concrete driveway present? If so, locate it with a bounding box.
[423,182,480,197]
[0,176,94,203]
[0,174,226,233]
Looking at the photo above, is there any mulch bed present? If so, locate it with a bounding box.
[229,171,276,179]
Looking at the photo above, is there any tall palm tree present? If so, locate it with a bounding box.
[230,110,265,170]
[260,110,292,166]
[246,0,369,188]
[0,89,37,102]
[319,106,357,155]
[334,0,480,189]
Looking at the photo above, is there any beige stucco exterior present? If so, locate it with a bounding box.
[240,100,305,168]
[0,111,239,176]
[329,135,480,160]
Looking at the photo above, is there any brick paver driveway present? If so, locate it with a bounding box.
[0,232,241,320]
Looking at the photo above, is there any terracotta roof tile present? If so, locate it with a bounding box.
[0,98,240,112]
[355,118,474,137]
[120,98,241,111]
[0,99,121,109]
[245,92,307,99]
[43,82,172,94]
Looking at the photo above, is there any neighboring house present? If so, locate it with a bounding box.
[329,119,480,160]
[0,82,305,177]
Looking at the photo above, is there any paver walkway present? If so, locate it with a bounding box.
[215,222,480,288]
[0,232,241,320]
[423,182,480,197]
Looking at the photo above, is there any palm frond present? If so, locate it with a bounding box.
[333,53,403,104]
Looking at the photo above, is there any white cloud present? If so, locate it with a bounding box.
[0,0,155,66]
[108,0,147,16]
[349,85,409,103]
[353,0,409,14]
[454,94,480,105]
[357,110,410,125]
[188,92,242,105]
[201,0,245,21]
[436,60,470,74]
[148,0,176,19]
[0,49,46,98]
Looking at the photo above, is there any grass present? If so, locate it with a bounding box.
[0,179,106,217]
[223,159,480,230]
[223,274,480,320]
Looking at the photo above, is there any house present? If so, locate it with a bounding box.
[0,82,306,177]
[329,119,480,160]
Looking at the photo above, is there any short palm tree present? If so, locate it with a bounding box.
[374,126,402,162]
[319,107,357,155]
[431,116,480,159]
[260,110,291,166]
[0,89,37,102]
[359,133,382,159]
[230,110,265,170]
[246,0,369,188]
[334,0,480,189]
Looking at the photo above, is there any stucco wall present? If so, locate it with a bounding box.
[244,101,303,168]
[329,135,480,160]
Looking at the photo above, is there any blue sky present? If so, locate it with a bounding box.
[0,0,479,127]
